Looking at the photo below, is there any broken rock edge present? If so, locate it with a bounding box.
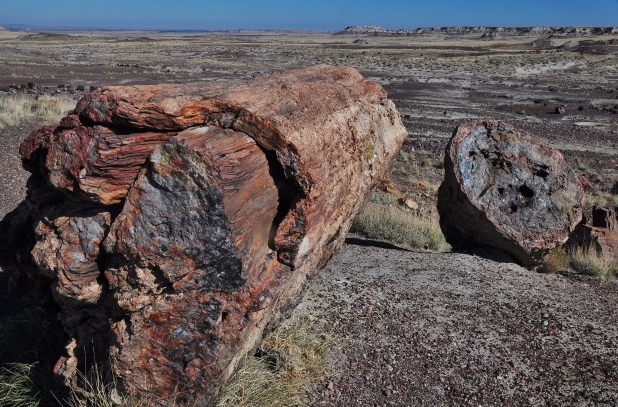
[47,97,319,399]
[77,96,310,266]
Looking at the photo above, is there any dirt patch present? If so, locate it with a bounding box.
[294,239,618,406]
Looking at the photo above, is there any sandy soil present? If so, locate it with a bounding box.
[1,30,618,406]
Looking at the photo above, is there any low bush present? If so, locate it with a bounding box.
[351,201,448,251]
[569,246,618,278]
[540,246,570,274]
[585,189,618,208]
[0,94,75,129]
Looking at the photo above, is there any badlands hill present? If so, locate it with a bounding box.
[335,25,618,38]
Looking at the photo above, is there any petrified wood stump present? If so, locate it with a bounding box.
[0,65,407,404]
[437,120,584,268]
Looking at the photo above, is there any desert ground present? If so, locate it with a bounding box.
[1,28,617,406]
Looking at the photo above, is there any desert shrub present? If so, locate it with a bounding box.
[351,202,448,251]
[0,363,40,407]
[585,189,618,208]
[397,150,413,164]
[214,318,329,407]
[569,246,618,278]
[420,158,433,168]
[33,319,328,407]
[369,191,399,206]
[540,246,570,273]
[0,94,75,129]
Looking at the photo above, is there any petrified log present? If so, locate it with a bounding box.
[437,120,584,268]
[1,65,406,404]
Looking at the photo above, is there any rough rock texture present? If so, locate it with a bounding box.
[592,206,618,230]
[437,121,584,268]
[568,224,618,260]
[1,65,407,404]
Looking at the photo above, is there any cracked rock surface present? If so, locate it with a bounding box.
[438,121,584,268]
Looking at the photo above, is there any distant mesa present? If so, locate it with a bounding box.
[0,25,6,31]
[335,25,618,38]
[560,40,579,50]
[19,32,77,41]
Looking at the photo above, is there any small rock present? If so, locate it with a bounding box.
[400,197,418,211]
[555,105,566,114]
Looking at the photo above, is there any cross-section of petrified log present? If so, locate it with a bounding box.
[437,120,584,268]
[2,65,407,405]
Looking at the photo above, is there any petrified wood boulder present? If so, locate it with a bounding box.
[437,121,584,268]
[1,65,407,404]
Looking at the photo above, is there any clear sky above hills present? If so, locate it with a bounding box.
[2,0,618,31]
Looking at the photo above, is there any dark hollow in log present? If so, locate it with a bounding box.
[1,65,407,405]
[437,120,584,268]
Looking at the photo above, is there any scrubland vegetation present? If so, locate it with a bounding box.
[0,319,328,407]
[0,94,75,129]
[351,192,448,252]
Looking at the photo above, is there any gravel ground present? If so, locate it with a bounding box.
[0,123,35,218]
[293,240,618,407]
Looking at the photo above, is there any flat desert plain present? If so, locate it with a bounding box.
[1,29,617,406]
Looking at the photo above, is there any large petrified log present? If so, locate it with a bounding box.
[437,120,584,268]
[1,65,407,404]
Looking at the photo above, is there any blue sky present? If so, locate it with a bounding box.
[1,0,618,30]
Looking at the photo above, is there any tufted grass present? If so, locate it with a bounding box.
[569,246,618,278]
[351,199,448,251]
[0,319,328,407]
[0,94,75,129]
[0,363,41,407]
[214,318,329,407]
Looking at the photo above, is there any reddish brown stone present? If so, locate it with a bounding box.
[568,224,618,260]
[592,206,618,230]
[3,65,407,405]
[21,118,176,205]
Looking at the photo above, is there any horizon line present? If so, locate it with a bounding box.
[3,23,618,33]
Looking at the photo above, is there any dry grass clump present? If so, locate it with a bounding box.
[351,199,448,251]
[585,189,618,208]
[214,318,329,407]
[62,362,131,407]
[540,246,570,274]
[0,94,75,129]
[22,318,329,407]
[0,363,40,407]
[569,246,618,278]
